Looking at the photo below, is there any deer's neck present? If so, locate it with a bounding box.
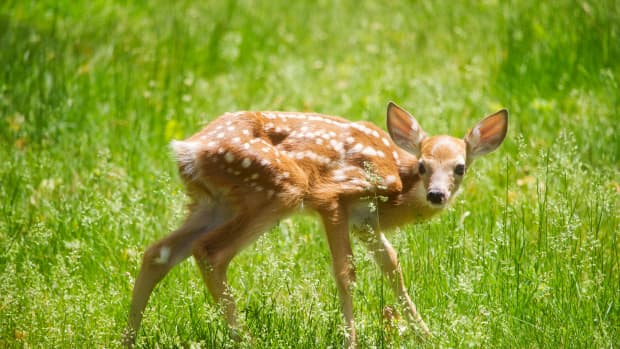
[348,152,443,233]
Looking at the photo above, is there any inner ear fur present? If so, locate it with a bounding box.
[464,109,508,159]
[386,101,426,156]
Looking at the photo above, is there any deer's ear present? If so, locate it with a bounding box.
[464,109,508,160]
[387,102,426,156]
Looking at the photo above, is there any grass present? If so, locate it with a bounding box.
[1,0,618,347]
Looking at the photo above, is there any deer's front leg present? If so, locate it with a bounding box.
[321,209,357,349]
[365,233,431,337]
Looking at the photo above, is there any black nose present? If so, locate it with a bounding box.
[427,191,445,204]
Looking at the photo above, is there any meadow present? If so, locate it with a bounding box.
[1,1,618,347]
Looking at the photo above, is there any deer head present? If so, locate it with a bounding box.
[387,102,508,207]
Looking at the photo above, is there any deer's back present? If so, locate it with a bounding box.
[172,111,410,210]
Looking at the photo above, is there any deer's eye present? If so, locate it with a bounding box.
[418,161,426,175]
[454,164,465,176]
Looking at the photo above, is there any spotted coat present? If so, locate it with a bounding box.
[172,111,418,214]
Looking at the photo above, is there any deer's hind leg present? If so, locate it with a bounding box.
[191,200,286,335]
[124,202,233,347]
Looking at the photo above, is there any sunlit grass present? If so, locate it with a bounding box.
[1,0,618,347]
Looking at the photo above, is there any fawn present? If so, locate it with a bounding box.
[124,102,508,348]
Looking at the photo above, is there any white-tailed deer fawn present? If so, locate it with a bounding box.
[124,102,508,348]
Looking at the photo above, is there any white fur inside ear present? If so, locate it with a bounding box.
[466,126,483,159]
[466,109,508,159]
[470,126,481,145]
[387,102,425,155]
[413,129,425,146]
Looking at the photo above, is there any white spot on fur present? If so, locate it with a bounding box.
[332,168,348,182]
[260,159,271,166]
[351,143,364,153]
[224,152,235,163]
[382,137,390,146]
[351,123,373,135]
[242,129,250,136]
[154,246,171,264]
[362,146,377,156]
[329,139,344,152]
[349,178,371,188]
[241,158,252,168]
[385,175,397,185]
[346,136,355,144]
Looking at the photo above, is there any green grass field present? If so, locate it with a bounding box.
[1,1,619,347]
